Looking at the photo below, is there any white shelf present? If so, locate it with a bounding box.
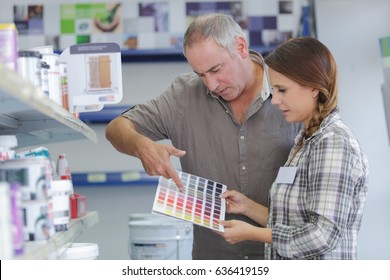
[16,211,99,260]
[0,62,97,147]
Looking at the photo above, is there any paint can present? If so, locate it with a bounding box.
[41,53,62,106]
[22,199,53,241]
[128,213,193,260]
[0,157,52,201]
[51,180,71,232]
[58,243,99,260]
[17,50,42,88]
[28,45,54,55]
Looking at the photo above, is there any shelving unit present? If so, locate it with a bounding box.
[0,61,99,259]
[0,62,97,147]
[16,211,99,260]
[72,170,158,187]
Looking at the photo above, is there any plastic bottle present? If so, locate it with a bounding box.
[56,154,72,180]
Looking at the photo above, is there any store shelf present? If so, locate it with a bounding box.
[79,105,130,123]
[119,45,276,63]
[16,211,99,260]
[0,62,97,147]
[72,170,158,187]
[121,48,186,62]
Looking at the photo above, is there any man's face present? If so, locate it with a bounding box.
[185,38,245,101]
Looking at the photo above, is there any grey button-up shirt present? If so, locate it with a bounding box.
[122,51,301,259]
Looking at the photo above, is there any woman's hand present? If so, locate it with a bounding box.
[216,220,273,245]
[217,220,256,244]
[221,190,250,215]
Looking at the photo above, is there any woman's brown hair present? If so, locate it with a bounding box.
[265,37,338,138]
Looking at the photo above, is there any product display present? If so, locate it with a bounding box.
[0,35,99,258]
[60,42,123,113]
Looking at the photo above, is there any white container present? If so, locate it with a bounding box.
[22,199,54,241]
[0,182,14,259]
[28,45,54,55]
[17,50,42,88]
[0,157,52,201]
[59,243,99,260]
[0,135,17,161]
[51,180,72,232]
[41,53,62,106]
[128,213,193,260]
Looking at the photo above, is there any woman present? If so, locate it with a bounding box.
[219,37,369,259]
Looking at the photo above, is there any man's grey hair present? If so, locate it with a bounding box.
[182,13,246,57]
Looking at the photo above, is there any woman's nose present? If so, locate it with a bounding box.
[271,93,281,105]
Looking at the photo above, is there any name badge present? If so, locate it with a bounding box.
[275,167,297,184]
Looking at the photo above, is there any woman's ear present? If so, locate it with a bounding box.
[312,89,320,98]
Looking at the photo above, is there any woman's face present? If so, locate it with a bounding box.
[269,68,319,128]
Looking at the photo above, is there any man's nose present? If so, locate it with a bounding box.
[205,75,218,92]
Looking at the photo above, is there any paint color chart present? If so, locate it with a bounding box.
[152,171,227,232]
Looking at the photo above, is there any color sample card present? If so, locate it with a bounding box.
[152,171,227,232]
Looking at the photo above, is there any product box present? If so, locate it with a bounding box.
[0,23,18,71]
[70,193,87,219]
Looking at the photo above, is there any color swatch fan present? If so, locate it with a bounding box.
[152,171,227,232]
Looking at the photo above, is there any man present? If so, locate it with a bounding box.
[106,13,301,259]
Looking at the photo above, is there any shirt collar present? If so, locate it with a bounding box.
[249,50,271,102]
[312,107,341,137]
[297,108,341,143]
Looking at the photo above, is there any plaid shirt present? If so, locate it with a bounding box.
[265,108,369,259]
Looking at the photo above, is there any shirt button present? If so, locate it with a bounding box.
[242,165,246,170]
[240,135,245,140]
[244,256,248,259]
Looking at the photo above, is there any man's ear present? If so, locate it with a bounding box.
[236,36,249,58]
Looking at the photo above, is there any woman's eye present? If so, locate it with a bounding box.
[278,88,286,94]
